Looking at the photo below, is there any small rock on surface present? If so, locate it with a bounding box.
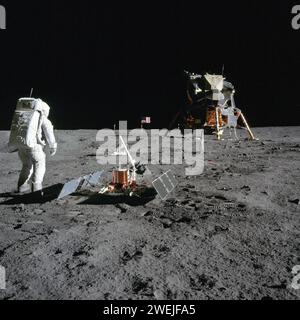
[289,199,299,205]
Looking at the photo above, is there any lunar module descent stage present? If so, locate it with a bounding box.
[171,71,256,140]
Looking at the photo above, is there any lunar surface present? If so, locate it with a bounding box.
[0,127,299,300]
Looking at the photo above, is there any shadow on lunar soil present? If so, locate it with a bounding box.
[78,191,157,207]
[0,184,156,207]
[0,184,64,205]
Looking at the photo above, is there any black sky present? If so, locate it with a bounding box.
[0,1,299,129]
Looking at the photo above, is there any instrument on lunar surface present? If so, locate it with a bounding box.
[57,137,178,203]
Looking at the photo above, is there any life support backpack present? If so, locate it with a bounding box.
[9,98,44,150]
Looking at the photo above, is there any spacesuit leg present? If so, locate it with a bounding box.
[234,128,239,140]
[18,148,33,193]
[31,145,46,192]
[228,127,232,139]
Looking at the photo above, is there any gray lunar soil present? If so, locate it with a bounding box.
[0,127,299,300]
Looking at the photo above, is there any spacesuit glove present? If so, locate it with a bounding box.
[50,147,57,156]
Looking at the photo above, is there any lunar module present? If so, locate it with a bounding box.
[172,71,256,140]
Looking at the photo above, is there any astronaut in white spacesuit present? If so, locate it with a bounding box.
[219,82,241,140]
[9,98,57,193]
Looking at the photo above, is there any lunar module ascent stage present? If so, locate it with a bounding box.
[172,71,256,140]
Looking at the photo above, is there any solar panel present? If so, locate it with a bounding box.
[57,171,104,200]
[166,170,178,187]
[58,178,82,200]
[152,179,169,200]
[152,170,178,200]
[87,171,104,186]
[161,174,174,193]
[80,175,91,190]
[81,171,104,189]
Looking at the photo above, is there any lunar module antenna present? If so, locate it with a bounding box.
[222,65,225,77]
[29,88,34,98]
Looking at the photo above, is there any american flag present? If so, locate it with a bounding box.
[141,117,151,124]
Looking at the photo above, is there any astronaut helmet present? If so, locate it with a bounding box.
[35,99,50,118]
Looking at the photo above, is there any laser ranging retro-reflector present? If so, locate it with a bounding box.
[152,170,178,200]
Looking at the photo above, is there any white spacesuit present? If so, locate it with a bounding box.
[9,98,57,193]
[219,99,241,140]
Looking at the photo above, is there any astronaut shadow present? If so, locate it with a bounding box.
[79,192,156,207]
[0,184,64,205]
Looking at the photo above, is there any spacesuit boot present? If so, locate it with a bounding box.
[32,182,43,193]
[18,183,32,194]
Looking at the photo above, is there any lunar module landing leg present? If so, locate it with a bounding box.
[215,107,222,140]
[240,113,256,140]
